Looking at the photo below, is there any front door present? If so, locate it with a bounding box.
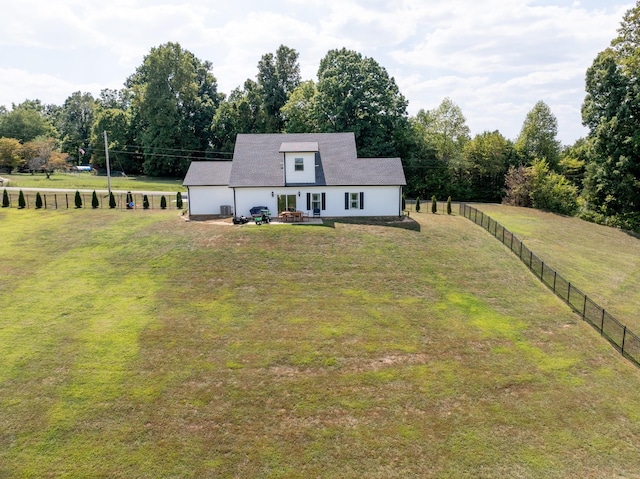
[277,194,297,213]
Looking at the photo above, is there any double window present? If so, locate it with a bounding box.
[306,192,326,211]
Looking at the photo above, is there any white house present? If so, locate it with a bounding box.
[183,132,406,219]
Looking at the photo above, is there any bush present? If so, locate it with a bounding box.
[176,192,183,209]
[74,190,82,209]
[447,196,452,215]
[3,188,10,207]
[35,192,43,209]
[402,195,406,211]
[91,190,99,209]
[160,195,167,209]
[143,195,149,210]
[415,197,421,212]
[109,192,116,209]
[18,190,26,209]
[431,195,437,214]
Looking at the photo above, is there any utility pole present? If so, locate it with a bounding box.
[103,131,111,195]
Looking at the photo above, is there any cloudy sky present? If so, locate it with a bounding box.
[0,0,633,144]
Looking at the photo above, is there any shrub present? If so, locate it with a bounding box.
[402,195,406,211]
[160,195,167,209]
[176,192,183,209]
[109,192,116,209]
[126,191,134,209]
[415,197,421,212]
[18,190,26,209]
[143,194,150,210]
[74,190,82,209]
[35,192,43,209]
[3,188,10,207]
[447,196,452,215]
[91,190,99,209]
[431,195,437,214]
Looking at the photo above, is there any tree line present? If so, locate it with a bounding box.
[1,2,639,231]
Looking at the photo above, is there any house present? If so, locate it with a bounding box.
[183,132,406,219]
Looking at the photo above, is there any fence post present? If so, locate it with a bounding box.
[601,309,605,334]
[541,261,544,280]
[66,194,69,209]
[55,194,58,209]
[44,194,47,209]
[622,326,627,356]
[529,250,533,270]
[553,271,557,293]
[582,295,587,319]
[567,282,571,305]
[502,227,505,244]
[510,233,514,251]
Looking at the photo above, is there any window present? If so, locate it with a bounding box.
[350,192,359,209]
[312,193,321,211]
[294,157,304,171]
[306,192,325,211]
[344,192,364,210]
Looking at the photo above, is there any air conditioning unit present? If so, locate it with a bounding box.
[220,205,232,216]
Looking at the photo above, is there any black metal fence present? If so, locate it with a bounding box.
[460,203,639,368]
[1,191,183,211]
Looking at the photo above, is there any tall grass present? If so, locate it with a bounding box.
[1,208,639,478]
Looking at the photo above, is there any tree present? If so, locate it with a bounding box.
[529,159,579,216]
[176,191,183,209]
[160,195,167,209]
[127,42,222,176]
[109,191,116,209]
[143,194,150,209]
[91,190,99,209]
[313,48,409,157]
[503,165,534,207]
[18,190,26,209]
[581,3,640,223]
[431,195,437,214]
[515,100,562,169]
[2,189,9,208]
[415,197,421,212]
[0,137,24,172]
[256,45,301,132]
[447,196,452,215]
[0,100,56,142]
[35,192,43,209]
[462,131,515,201]
[74,190,82,208]
[58,92,96,163]
[90,106,141,174]
[22,136,58,176]
[282,80,318,133]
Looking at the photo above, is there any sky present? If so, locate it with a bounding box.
[0,0,634,145]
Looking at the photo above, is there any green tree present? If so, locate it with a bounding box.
[582,3,640,222]
[0,137,24,172]
[282,80,318,133]
[127,42,222,176]
[2,188,9,208]
[256,45,301,132]
[90,105,141,174]
[0,100,56,142]
[447,196,452,215]
[503,165,534,207]
[515,100,562,169]
[91,190,99,209]
[143,194,150,209]
[109,191,116,209]
[313,48,409,157]
[18,190,26,209]
[530,159,579,215]
[463,131,515,201]
[431,195,437,214]
[74,190,82,208]
[176,191,183,209]
[160,195,167,209]
[58,91,96,163]
[415,196,421,212]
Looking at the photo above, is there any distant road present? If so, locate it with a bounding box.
[1,186,186,198]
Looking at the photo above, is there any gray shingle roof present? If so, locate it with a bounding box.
[228,133,405,187]
[183,161,233,186]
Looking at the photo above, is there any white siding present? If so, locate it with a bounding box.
[284,152,315,184]
[234,185,402,217]
[187,186,235,216]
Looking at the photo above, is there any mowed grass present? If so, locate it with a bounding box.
[2,172,186,192]
[474,204,640,333]
[1,208,639,478]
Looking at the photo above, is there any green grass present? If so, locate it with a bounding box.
[1,172,186,192]
[474,204,640,333]
[1,208,640,478]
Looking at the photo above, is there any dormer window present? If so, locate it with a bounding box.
[294,158,304,171]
